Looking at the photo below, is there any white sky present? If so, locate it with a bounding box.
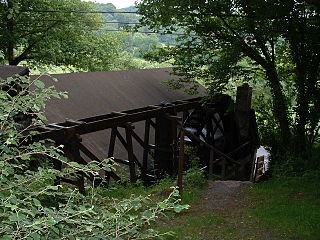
[82,0,138,9]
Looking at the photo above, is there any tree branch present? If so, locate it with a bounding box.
[11,22,61,65]
[241,1,273,64]
[217,16,270,69]
[11,41,38,65]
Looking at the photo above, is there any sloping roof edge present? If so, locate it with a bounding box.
[0,65,29,79]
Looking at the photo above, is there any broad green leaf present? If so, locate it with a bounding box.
[33,198,41,207]
[34,80,45,89]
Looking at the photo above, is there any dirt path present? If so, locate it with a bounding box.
[202,181,279,240]
[204,181,251,212]
[156,180,282,240]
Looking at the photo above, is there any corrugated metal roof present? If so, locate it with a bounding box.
[35,68,206,165]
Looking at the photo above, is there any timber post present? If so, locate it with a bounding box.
[154,113,175,178]
[27,94,260,191]
[177,130,185,195]
[235,84,255,180]
[63,130,86,194]
[142,119,151,182]
[236,83,252,138]
[124,123,137,183]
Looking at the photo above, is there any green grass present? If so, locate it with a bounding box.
[153,185,266,240]
[97,164,207,203]
[155,212,226,240]
[95,167,319,240]
[153,171,320,240]
[249,171,320,240]
[96,177,174,200]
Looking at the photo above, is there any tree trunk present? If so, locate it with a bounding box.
[289,28,317,157]
[265,64,292,146]
[294,58,319,157]
[8,39,14,65]
[7,0,15,65]
[295,65,308,156]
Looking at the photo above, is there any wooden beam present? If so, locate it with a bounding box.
[208,150,214,180]
[182,110,189,123]
[177,131,185,195]
[125,124,137,183]
[149,119,156,129]
[142,119,151,181]
[170,115,179,174]
[221,158,226,180]
[108,127,117,157]
[177,124,239,165]
[34,98,202,141]
[114,128,143,170]
[154,114,175,177]
[64,138,86,194]
[113,158,130,165]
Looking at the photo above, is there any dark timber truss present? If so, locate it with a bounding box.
[32,85,258,194]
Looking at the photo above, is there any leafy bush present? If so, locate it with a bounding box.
[0,74,188,239]
[183,167,206,190]
[183,146,206,189]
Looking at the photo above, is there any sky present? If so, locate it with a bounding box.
[82,0,138,9]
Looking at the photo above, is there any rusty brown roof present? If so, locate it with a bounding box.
[35,68,206,166]
[38,68,203,122]
[0,65,29,79]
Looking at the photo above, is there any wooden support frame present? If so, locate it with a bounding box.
[124,124,137,183]
[114,128,143,170]
[30,91,257,193]
[108,127,117,158]
[63,135,86,194]
[142,119,151,181]
[79,143,121,182]
[154,114,176,177]
[208,150,215,180]
[177,130,185,195]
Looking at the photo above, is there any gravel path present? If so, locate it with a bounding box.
[204,180,252,211]
[155,180,282,239]
[202,180,280,240]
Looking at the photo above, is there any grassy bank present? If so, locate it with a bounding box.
[153,171,320,240]
[95,169,319,240]
[249,171,320,240]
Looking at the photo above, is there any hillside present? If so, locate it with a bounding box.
[94,3,178,58]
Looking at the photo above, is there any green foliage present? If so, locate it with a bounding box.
[180,147,207,205]
[0,0,125,71]
[0,1,174,72]
[183,167,206,190]
[95,3,179,58]
[252,94,280,146]
[138,0,320,157]
[112,52,170,71]
[0,75,188,239]
[183,147,207,190]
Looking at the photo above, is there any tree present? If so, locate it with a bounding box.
[0,0,123,71]
[138,0,320,157]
